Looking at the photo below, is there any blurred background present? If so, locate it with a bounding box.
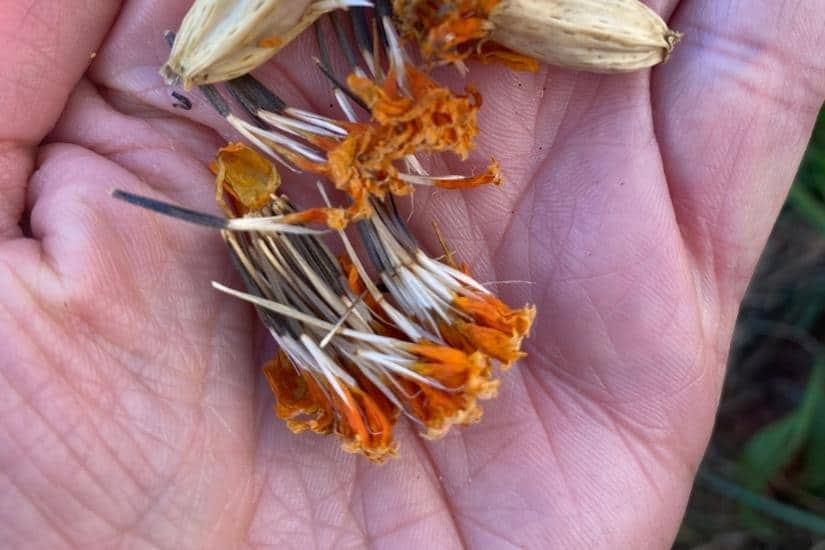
[675,112,825,549]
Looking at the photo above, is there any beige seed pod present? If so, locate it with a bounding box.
[162,0,371,90]
[488,0,681,73]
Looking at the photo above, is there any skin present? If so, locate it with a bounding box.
[0,0,823,548]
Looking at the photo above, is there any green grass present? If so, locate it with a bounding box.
[676,110,825,549]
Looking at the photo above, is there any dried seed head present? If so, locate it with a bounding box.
[488,0,682,73]
[162,0,371,89]
[394,0,681,73]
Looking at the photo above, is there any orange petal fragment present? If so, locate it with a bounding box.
[452,320,526,368]
[210,142,281,215]
[433,159,503,189]
[281,207,349,230]
[394,0,498,63]
[445,294,536,368]
[287,65,490,224]
[395,0,540,71]
[454,294,536,337]
[475,42,540,72]
[263,352,398,463]
[263,352,334,434]
[334,383,398,462]
[397,343,499,438]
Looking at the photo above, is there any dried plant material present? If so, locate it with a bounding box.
[359,200,535,369]
[210,192,523,460]
[116,144,529,462]
[392,0,529,68]
[264,350,399,461]
[474,42,540,72]
[210,142,281,214]
[395,0,681,73]
[190,16,503,229]
[488,0,682,73]
[162,0,371,89]
[136,5,540,463]
[251,65,502,224]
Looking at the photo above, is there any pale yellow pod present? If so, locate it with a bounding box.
[488,0,681,73]
[162,0,370,90]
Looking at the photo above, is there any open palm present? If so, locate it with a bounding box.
[2,1,824,548]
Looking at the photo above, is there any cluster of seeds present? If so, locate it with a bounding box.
[118,0,680,462]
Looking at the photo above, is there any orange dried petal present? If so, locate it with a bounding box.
[331,381,398,463]
[395,0,540,71]
[210,142,281,215]
[264,352,398,462]
[281,207,349,230]
[433,159,503,189]
[454,294,536,337]
[394,0,499,64]
[390,343,499,438]
[263,352,334,434]
[475,42,540,72]
[452,320,526,368]
[284,65,488,224]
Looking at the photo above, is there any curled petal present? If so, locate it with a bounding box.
[451,320,526,368]
[433,160,503,190]
[398,343,499,438]
[454,294,536,337]
[475,41,540,72]
[210,142,281,215]
[263,352,334,434]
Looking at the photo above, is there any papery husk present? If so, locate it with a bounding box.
[488,0,681,73]
[162,0,366,89]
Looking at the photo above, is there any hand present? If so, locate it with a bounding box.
[1,1,822,548]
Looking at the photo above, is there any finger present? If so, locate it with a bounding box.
[653,0,825,311]
[0,0,122,240]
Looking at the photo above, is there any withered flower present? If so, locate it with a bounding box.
[111,142,531,462]
[210,147,508,450]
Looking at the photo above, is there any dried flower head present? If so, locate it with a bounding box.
[162,0,372,89]
[393,0,681,73]
[131,5,540,463]
[111,142,532,462]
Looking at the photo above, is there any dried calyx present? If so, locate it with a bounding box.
[162,0,373,89]
[393,0,681,73]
